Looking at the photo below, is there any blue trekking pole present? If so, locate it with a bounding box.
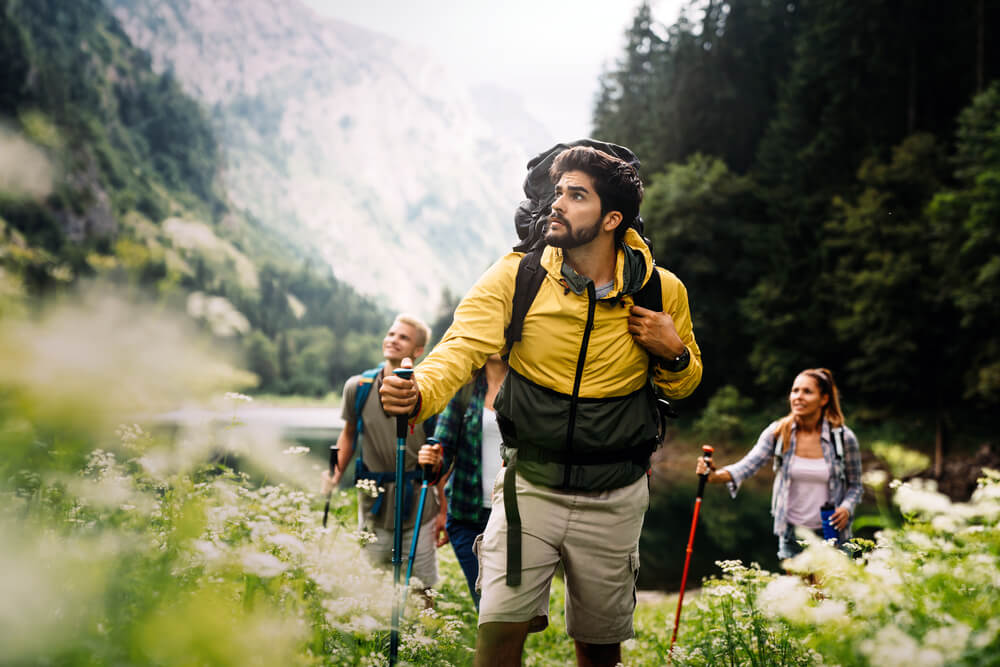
[405,437,438,587]
[388,367,413,667]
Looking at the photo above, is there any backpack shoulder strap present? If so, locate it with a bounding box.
[832,426,847,484]
[352,364,384,456]
[832,426,845,460]
[504,248,546,352]
[633,265,662,312]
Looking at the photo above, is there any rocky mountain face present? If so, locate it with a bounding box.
[106,0,550,316]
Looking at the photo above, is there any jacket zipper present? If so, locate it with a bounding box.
[563,282,597,488]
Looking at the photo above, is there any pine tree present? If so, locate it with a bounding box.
[929,84,1000,405]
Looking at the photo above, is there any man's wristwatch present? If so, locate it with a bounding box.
[657,346,690,373]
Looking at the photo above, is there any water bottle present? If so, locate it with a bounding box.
[820,502,838,541]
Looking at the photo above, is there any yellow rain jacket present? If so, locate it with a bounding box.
[415,228,702,490]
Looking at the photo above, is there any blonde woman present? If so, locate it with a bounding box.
[697,368,862,559]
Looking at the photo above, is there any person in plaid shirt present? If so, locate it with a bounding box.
[433,353,508,608]
[697,368,863,560]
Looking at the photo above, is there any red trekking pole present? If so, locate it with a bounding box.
[670,444,714,654]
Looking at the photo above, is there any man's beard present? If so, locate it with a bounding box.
[543,215,601,249]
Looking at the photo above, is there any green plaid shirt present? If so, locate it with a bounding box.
[434,373,488,522]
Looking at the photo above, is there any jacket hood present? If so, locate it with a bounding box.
[541,227,654,299]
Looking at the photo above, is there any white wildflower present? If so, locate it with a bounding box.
[894,479,951,516]
[706,584,738,598]
[930,513,960,533]
[783,530,854,581]
[266,532,305,554]
[758,575,811,622]
[241,550,287,578]
[971,618,1000,650]
[353,530,378,546]
[805,598,847,625]
[340,614,381,635]
[861,624,945,667]
[924,623,971,661]
[863,469,889,488]
[356,479,382,498]
[191,539,225,564]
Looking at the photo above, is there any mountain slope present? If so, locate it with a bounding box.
[107,0,546,315]
[0,0,394,396]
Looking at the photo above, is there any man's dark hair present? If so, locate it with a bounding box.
[549,146,643,243]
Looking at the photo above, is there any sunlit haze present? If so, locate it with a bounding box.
[300,0,686,144]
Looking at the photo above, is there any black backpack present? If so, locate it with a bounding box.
[504,140,676,429]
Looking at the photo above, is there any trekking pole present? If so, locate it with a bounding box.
[670,444,714,655]
[322,444,339,528]
[388,367,413,667]
[405,438,438,588]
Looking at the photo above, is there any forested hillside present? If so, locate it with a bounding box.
[0,0,391,396]
[595,0,999,467]
[106,0,533,316]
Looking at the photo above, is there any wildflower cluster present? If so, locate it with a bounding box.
[671,468,1000,667]
[1,423,480,666]
[356,478,384,498]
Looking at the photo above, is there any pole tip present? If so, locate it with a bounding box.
[702,444,714,456]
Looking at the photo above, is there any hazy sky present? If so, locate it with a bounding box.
[300,0,687,142]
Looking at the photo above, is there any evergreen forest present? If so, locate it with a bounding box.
[594,0,999,469]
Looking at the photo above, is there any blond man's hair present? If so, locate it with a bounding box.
[393,313,431,350]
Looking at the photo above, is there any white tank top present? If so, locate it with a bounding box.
[785,455,830,529]
[481,408,504,509]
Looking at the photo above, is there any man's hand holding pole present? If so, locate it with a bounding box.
[388,364,415,667]
[380,357,421,417]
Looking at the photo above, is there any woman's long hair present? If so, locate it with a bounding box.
[777,368,845,453]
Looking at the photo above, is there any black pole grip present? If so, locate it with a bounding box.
[392,368,414,439]
[696,445,714,498]
[422,437,439,482]
[323,445,339,528]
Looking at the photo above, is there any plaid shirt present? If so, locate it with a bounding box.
[434,373,489,522]
[724,418,863,538]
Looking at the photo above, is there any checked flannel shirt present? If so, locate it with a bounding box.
[723,418,863,539]
[434,372,491,522]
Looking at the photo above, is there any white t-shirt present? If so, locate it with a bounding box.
[785,455,829,529]
[481,407,504,509]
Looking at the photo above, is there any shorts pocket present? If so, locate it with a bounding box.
[472,533,485,594]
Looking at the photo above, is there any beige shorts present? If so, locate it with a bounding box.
[475,469,648,644]
[361,510,439,589]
